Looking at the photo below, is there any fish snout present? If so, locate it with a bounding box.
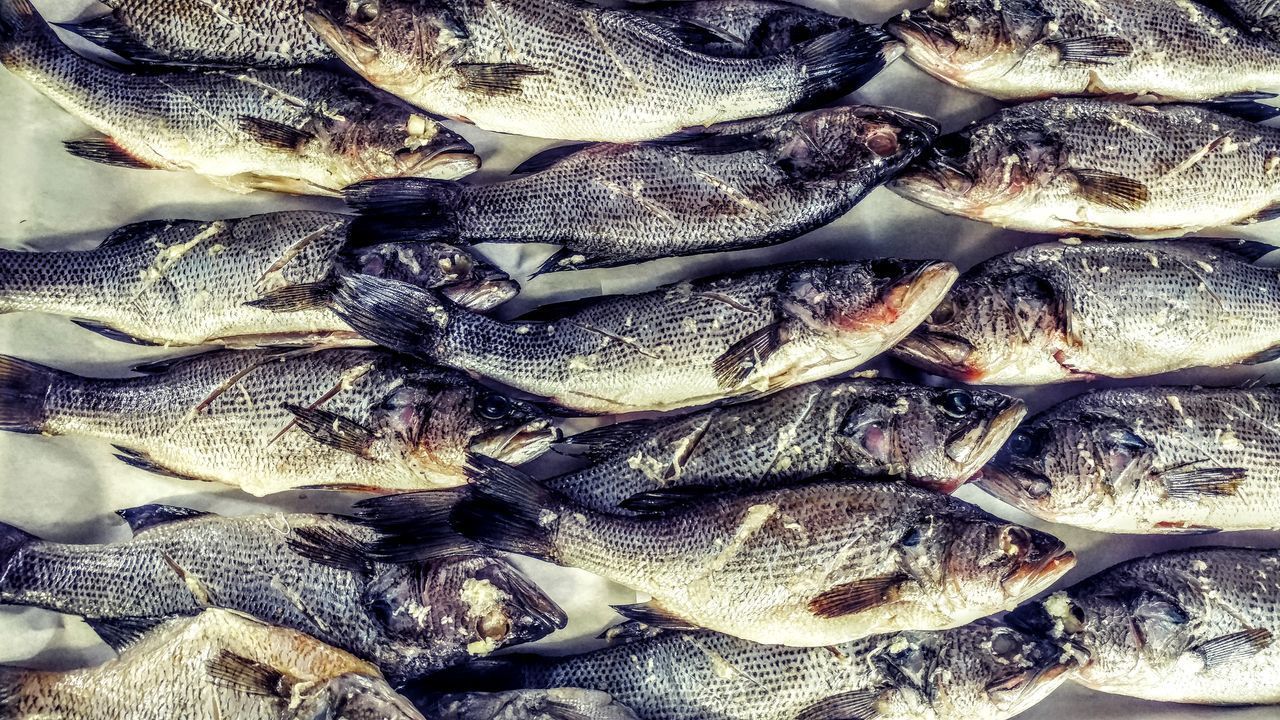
[883,260,959,316]
[884,11,961,59]
[891,327,979,380]
[1002,532,1074,598]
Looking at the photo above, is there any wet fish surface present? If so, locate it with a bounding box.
[546,378,1025,512]
[0,0,477,195]
[317,259,956,414]
[421,688,638,720]
[303,0,901,141]
[0,505,566,683]
[358,459,1074,646]
[414,621,1083,720]
[0,608,427,719]
[629,0,849,58]
[346,106,936,272]
[0,348,555,495]
[979,385,1280,533]
[1007,546,1280,705]
[0,211,515,348]
[890,99,1280,237]
[892,240,1280,385]
[887,0,1280,103]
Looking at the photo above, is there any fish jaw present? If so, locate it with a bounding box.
[859,261,959,335]
[470,419,560,467]
[1001,540,1075,604]
[939,398,1028,491]
[891,327,984,381]
[438,276,521,312]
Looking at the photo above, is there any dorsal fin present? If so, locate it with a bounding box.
[116,504,212,534]
[1194,238,1277,263]
[510,142,593,175]
[98,219,185,248]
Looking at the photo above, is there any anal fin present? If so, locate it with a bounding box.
[64,138,155,169]
[610,600,701,631]
[85,615,169,653]
[795,689,885,720]
[70,318,159,346]
[111,446,194,481]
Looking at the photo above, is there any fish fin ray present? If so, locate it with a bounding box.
[808,574,908,618]
[237,116,315,151]
[618,485,718,513]
[1194,238,1277,262]
[451,455,562,560]
[1236,200,1280,225]
[643,127,774,156]
[1240,344,1280,365]
[529,247,596,277]
[206,649,290,698]
[84,615,168,653]
[1191,628,1274,670]
[111,445,193,480]
[597,619,669,643]
[63,138,155,169]
[1046,35,1132,65]
[794,688,884,720]
[511,142,593,175]
[328,274,449,357]
[611,601,701,630]
[795,24,897,104]
[54,15,172,63]
[343,178,466,217]
[97,219,184,248]
[0,354,61,433]
[116,504,211,534]
[286,525,373,574]
[1067,169,1149,210]
[0,519,37,573]
[281,403,375,457]
[1202,93,1280,123]
[1159,466,1247,499]
[245,280,337,312]
[712,322,784,388]
[69,318,159,345]
[540,701,594,720]
[353,490,474,563]
[455,62,545,96]
[129,351,220,375]
[558,419,658,461]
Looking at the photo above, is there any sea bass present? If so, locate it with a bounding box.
[979,385,1280,533]
[415,621,1084,720]
[317,260,956,414]
[345,106,937,272]
[892,240,1280,385]
[0,608,426,720]
[0,348,555,495]
[890,99,1280,237]
[303,0,901,142]
[630,0,849,58]
[886,0,1280,103]
[0,211,515,348]
[547,379,1025,513]
[0,505,566,683]
[422,688,638,720]
[0,0,477,195]
[357,459,1074,646]
[1007,546,1280,705]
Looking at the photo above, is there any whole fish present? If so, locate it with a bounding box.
[316,260,957,414]
[1007,546,1280,705]
[0,211,515,348]
[303,0,902,142]
[630,0,849,58]
[0,0,477,195]
[357,459,1075,646]
[886,0,1280,104]
[415,621,1085,720]
[0,505,566,683]
[0,608,427,720]
[891,240,1280,385]
[345,106,937,272]
[979,386,1280,533]
[890,99,1280,236]
[422,688,638,720]
[547,379,1025,513]
[0,348,555,495]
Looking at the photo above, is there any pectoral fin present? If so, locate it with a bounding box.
[281,404,375,457]
[795,689,886,720]
[1047,35,1132,65]
[455,63,545,95]
[712,322,784,388]
[808,574,907,619]
[1191,628,1274,670]
[1159,465,1246,499]
[1068,169,1149,210]
[206,650,292,698]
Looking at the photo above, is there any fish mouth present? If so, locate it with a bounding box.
[471,420,560,467]
[883,13,961,60]
[939,399,1027,490]
[1002,541,1075,599]
[439,276,520,312]
[891,329,981,381]
[973,462,1044,512]
[404,149,481,181]
[853,106,941,164]
[498,565,569,643]
[883,261,960,318]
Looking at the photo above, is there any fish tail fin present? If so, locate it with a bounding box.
[0,355,66,434]
[0,0,59,60]
[453,455,566,561]
[0,520,38,591]
[796,24,901,103]
[0,665,29,717]
[327,273,451,358]
[342,178,467,220]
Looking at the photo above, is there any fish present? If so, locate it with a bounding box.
[412,621,1085,720]
[0,0,477,196]
[344,106,938,273]
[356,458,1075,646]
[0,211,516,348]
[0,347,556,495]
[1220,0,1280,40]
[885,0,1280,105]
[421,688,638,720]
[629,0,850,58]
[0,505,566,683]
[302,0,902,142]
[1006,546,1280,705]
[0,608,427,720]
[546,378,1025,512]
[978,385,1280,533]
[312,259,956,414]
[889,99,1280,237]
[891,240,1280,385]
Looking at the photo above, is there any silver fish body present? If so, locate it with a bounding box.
[0,609,426,720]
[0,506,566,683]
[0,211,515,347]
[304,0,901,142]
[890,99,1280,237]
[892,240,1280,385]
[979,385,1280,533]
[1007,547,1280,705]
[548,379,1025,512]
[0,0,477,195]
[325,260,957,414]
[346,106,937,272]
[422,688,638,720]
[0,348,555,495]
[887,0,1280,103]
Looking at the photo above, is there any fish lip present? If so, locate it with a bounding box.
[889,260,960,314]
[438,277,520,312]
[405,150,481,180]
[1002,544,1075,598]
[471,420,560,467]
[883,14,959,58]
[953,399,1027,468]
[499,565,570,638]
[974,461,1044,507]
[892,329,979,380]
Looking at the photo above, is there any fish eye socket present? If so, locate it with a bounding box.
[869,258,908,280]
[1007,428,1041,457]
[1000,525,1032,557]
[1070,605,1085,623]
[927,297,956,325]
[1024,477,1051,499]
[349,0,379,22]
[901,527,923,547]
[937,389,974,418]
[478,612,511,641]
[933,132,971,159]
[476,393,513,421]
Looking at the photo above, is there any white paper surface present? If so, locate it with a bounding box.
[0,1,1277,717]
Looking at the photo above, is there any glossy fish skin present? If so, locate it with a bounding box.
[890,99,1280,237]
[549,379,1025,512]
[886,0,1280,103]
[346,107,938,272]
[0,506,566,684]
[303,0,901,142]
[0,348,555,495]
[0,0,477,196]
[325,260,957,414]
[0,211,516,348]
[419,622,1083,720]
[631,0,849,58]
[0,609,427,720]
[1006,547,1280,705]
[422,688,638,720]
[979,386,1280,533]
[892,240,1280,385]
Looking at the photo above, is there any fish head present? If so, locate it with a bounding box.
[832,383,1024,492]
[316,94,480,185]
[339,240,518,312]
[292,672,425,720]
[885,0,1048,83]
[768,106,939,181]
[925,512,1073,610]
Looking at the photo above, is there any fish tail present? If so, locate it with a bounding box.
[0,355,65,434]
[0,0,58,61]
[0,520,38,588]
[342,178,466,220]
[0,665,28,717]
[452,455,566,561]
[327,273,451,358]
[796,24,902,103]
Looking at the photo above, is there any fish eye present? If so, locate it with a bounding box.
[901,527,923,547]
[869,258,908,280]
[933,132,972,159]
[476,392,513,421]
[478,612,510,641]
[1000,526,1032,557]
[937,389,974,418]
[927,297,956,325]
[1007,428,1042,457]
